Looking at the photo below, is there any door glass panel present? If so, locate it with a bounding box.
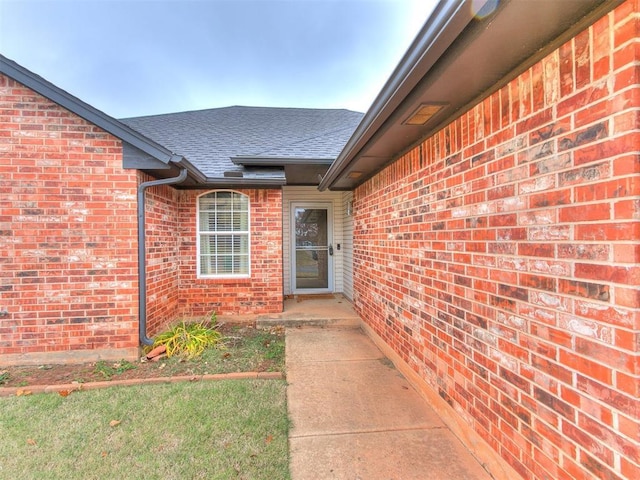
[294,207,328,289]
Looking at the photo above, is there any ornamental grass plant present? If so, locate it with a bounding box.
[151,315,223,359]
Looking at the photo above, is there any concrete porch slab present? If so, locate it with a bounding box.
[256,294,361,328]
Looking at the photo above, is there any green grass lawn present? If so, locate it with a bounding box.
[0,380,290,480]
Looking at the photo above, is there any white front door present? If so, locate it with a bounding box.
[291,203,333,293]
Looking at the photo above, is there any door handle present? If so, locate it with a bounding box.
[329,244,334,256]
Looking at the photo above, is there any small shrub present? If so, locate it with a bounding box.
[153,315,223,359]
[0,370,9,385]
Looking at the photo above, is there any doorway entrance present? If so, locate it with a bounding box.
[291,203,333,293]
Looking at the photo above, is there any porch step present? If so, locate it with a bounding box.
[256,294,361,329]
[256,316,361,329]
[219,294,362,329]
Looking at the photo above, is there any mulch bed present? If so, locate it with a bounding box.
[0,324,284,390]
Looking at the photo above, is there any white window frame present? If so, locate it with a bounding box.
[196,190,251,279]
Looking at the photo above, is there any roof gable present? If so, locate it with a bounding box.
[0,54,181,169]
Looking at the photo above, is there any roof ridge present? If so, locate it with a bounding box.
[121,105,362,121]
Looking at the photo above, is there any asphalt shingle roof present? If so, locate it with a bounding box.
[121,106,363,179]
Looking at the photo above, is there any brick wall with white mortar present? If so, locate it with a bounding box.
[0,74,139,365]
[352,2,639,479]
[0,77,286,365]
[134,186,284,334]
[174,188,284,320]
[142,178,181,336]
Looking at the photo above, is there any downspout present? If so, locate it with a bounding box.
[137,168,188,345]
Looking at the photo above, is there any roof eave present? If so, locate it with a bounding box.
[187,177,287,189]
[320,0,624,192]
[231,156,334,166]
[319,0,475,191]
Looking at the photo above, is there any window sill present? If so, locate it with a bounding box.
[196,275,252,283]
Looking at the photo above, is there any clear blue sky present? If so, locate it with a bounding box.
[0,0,437,118]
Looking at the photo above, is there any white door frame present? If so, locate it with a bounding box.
[290,202,334,294]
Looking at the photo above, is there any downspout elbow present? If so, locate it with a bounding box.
[137,168,188,346]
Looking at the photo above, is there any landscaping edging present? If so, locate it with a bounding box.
[0,371,284,397]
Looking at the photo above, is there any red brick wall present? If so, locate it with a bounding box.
[175,188,283,319]
[136,186,284,335]
[0,75,285,363]
[353,3,639,479]
[142,178,181,336]
[0,74,139,365]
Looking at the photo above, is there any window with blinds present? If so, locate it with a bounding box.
[197,191,250,277]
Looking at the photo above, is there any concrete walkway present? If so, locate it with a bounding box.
[286,326,492,480]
